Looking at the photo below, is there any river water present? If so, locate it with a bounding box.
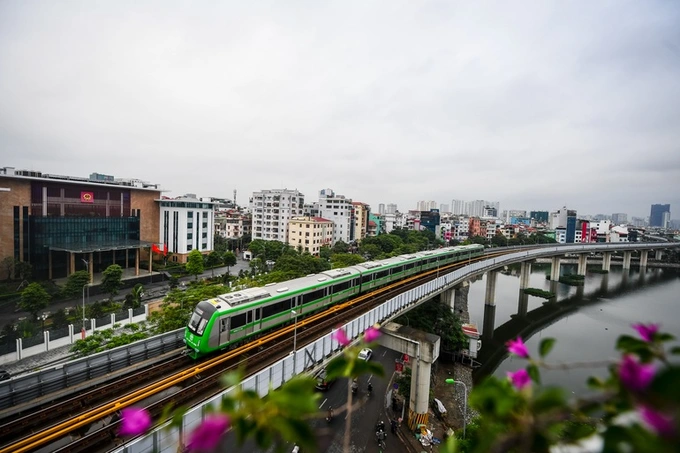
[467,263,680,395]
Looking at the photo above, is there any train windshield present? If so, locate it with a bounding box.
[188,302,215,335]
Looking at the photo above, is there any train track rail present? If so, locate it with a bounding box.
[2,251,511,453]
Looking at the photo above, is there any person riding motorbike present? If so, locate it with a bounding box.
[367,382,373,394]
[351,378,359,394]
[326,406,334,422]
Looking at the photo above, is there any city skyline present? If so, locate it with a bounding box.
[1,1,679,219]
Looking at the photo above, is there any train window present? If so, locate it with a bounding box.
[376,270,389,279]
[221,318,228,332]
[262,304,277,319]
[405,263,415,270]
[302,289,325,304]
[254,308,261,321]
[247,311,253,324]
[333,281,350,293]
[361,274,372,284]
[231,313,247,329]
[393,265,404,274]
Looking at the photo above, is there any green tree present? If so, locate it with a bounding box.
[330,253,365,268]
[359,242,383,260]
[50,308,70,329]
[14,261,32,281]
[1,256,16,280]
[186,250,205,280]
[19,282,51,320]
[61,270,92,298]
[331,240,349,254]
[205,251,222,277]
[319,245,332,261]
[101,264,124,298]
[16,318,38,338]
[222,251,237,274]
[272,253,331,278]
[213,235,228,253]
[395,295,467,354]
[124,283,144,309]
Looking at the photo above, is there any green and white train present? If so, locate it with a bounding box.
[184,244,484,359]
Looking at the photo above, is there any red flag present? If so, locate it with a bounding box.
[152,244,161,254]
[152,243,168,256]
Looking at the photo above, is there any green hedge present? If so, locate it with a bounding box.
[523,288,556,299]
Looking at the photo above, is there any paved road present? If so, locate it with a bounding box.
[219,346,407,453]
[1,258,253,325]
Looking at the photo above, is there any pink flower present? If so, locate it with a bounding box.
[364,326,381,343]
[332,328,350,346]
[187,414,230,452]
[507,369,531,390]
[639,406,676,438]
[118,407,152,437]
[631,323,660,342]
[506,337,529,358]
[618,355,655,393]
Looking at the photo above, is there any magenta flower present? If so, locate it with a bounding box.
[332,327,350,346]
[364,326,381,343]
[618,355,655,393]
[187,414,230,452]
[118,407,152,437]
[507,369,531,390]
[631,323,660,342]
[639,406,676,438]
[506,337,529,358]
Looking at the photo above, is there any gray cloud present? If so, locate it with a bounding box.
[1,0,679,218]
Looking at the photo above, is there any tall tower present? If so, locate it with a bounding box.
[233,189,237,207]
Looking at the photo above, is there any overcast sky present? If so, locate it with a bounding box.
[1,1,678,219]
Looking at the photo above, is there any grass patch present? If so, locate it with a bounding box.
[589,269,609,274]
[559,274,585,286]
[523,288,556,300]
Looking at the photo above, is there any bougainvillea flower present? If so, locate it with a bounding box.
[507,369,531,390]
[118,407,152,437]
[631,323,660,342]
[364,326,381,342]
[618,355,655,393]
[506,337,529,358]
[639,406,676,438]
[187,414,230,452]
[332,328,350,346]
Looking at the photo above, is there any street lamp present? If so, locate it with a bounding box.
[82,284,89,339]
[445,378,468,438]
[40,312,48,332]
[291,310,298,372]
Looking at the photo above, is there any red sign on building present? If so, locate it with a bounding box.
[395,360,404,372]
[80,191,94,203]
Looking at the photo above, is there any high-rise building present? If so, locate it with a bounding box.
[351,202,370,241]
[386,203,397,214]
[439,203,450,214]
[649,204,671,228]
[611,213,628,225]
[378,203,386,215]
[416,200,437,211]
[317,188,353,244]
[530,211,549,223]
[250,189,305,243]
[451,199,465,215]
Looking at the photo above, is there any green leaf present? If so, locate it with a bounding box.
[532,387,566,413]
[539,338,556,358]
[616,335,649,354]
[527,363,541,386]
[670,346,680,355]
[586,376,605,390]
[220,370,243,388]
[656,333,675,342]
[649,366,680,403]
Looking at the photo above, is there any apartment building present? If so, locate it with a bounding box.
[159,195,216,262]
[352,201,370,241]
[214,210,252,239]
[288,216,333,255]
[250,189,305,243]
[317,188,352,244]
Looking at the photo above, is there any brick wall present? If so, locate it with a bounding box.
[0,179,31,279]
[130,190,161,243]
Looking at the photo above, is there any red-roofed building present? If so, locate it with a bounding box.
[288,216,334,256]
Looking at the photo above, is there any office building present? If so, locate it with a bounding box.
[159,195,216,262]
[0,166,162,280]
[649,204,671,228]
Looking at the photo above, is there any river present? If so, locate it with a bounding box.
[467,264,680,395]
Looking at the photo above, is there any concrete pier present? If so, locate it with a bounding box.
[639,250,648,268]
[550,256,561,281]
[485,271,497,305]
[519,261,532,289]
[622,251,632,270]
[378,323,440,430]
[602,252,612,272]
[577,254,588,276]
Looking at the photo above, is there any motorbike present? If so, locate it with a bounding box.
[367,383,373,395]
[326,407,334,423]
[351,379,359,395]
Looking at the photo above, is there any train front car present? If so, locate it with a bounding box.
[185,299,219,359]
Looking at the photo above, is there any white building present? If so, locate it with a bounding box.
[386,203,398,214]
[317,188,353,244]
[451,199,465,215]
[250,189,305,243]
[383,212,397,233]
[610,225,629,242]
[159,195,216,263]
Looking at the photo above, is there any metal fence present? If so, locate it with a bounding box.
[133,306,145,317]
[95,315,111,329]
[115,310,130,321]
[22,333,44,348]
[50,326,70,341]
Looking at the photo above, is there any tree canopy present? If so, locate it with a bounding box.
[186,250,205,280]
[101,264,124,297]
[20,282,51,320]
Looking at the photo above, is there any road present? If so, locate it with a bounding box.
[2,258,253,325]
[220,346,407,453]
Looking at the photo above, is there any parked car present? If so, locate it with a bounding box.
[314,368,335,391]
[358,348,373,361]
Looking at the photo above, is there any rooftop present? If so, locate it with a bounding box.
[0,166,163,191]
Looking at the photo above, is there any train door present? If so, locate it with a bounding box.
[252,308,262,333]
[217,316,230,347]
